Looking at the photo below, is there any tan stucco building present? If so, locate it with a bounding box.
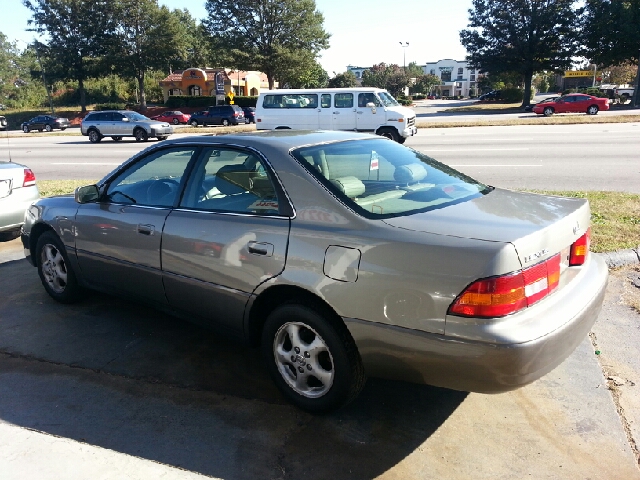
[159,68,274,104]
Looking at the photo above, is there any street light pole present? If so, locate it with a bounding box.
[399,42,409,71]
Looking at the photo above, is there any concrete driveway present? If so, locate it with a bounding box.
[1,236,639,479]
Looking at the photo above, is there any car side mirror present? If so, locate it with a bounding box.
[366,102,377,114]
[75,184,100,204]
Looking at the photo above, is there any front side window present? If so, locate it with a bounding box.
[291,139,490,218]
[180,148,282,216]
[105,148,197,207]
[358,93,381,107]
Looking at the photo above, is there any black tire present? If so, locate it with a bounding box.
[111,136,122,141]
[619,94,629,104]
[172,118,179,125]
[134,128,148,142]
[378,127,401,143]
[397,136,407,144]
[45,124,52,132]
[587,105,599,115]
[23,125,30,133]
[261,303,366,413]
[543,107,554,117]
[88,129,102,143]
[222,119,230,127]
[190,120,199,127]
[36,231,82,304]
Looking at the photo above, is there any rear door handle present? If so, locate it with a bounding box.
[247,241,274,256]
[137,224,155,235]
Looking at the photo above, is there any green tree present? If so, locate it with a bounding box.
[460,0,578,107]
[361,63,410,97]
[275,49,328,88]
[406,62,424,78]
[413,74,441,95]
[23,0,117,112]
[109,0,189,109]
[203,0,330,89]
[580,0,640,67]
[169,9,211,70]
[328,70,358,88]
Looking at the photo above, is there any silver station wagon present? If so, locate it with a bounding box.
[22,131,608,412]
[81,110,173,143]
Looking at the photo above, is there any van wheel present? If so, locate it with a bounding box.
[88,129,102,143]
[134,128,148,142]
[378,127,400,143]
[262,303,366,413]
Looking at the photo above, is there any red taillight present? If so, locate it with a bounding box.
[449,254,562,318]
[569,228,590,266]
[23,168,36,187]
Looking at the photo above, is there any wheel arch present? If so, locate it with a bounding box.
[246,284,343,347]
[28,222,56,264]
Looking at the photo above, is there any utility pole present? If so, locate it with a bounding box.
[32,40,54,114]
[399,42,409,72]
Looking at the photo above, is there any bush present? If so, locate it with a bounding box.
[500,88,524,103]
[95,103,127,111]
[225,96,258,107]
[165,95,217,108]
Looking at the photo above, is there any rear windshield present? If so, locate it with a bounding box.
[291,138,491,219]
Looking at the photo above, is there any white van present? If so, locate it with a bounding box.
[255,88,417,143]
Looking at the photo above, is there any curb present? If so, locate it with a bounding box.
[597,246,640,268]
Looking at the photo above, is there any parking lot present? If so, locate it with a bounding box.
[1,231,639,479]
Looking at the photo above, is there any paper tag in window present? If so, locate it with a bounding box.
[370,151,379,171]
[249,199,279,211]
[0,180,10,199]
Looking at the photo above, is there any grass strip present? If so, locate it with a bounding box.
[416,114,640,129]
[37,180,639,254]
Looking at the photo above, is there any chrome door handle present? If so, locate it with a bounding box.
[247,241,274,256]
[137,224,155,235]
[333,111,340,114]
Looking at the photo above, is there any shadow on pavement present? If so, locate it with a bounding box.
[0,258,468,479]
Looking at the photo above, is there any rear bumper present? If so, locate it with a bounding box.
[344,254,608,393]
[0,186,40,233]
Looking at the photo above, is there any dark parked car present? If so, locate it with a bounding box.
[22,131,607,413]
[21,115,70,133]
[478,90,501,101]
[242,107,256,124]
[189,105,244,127]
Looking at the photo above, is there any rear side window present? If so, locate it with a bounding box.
[262,94,318,109]
[321,94,331,108]
[334,93,353,108]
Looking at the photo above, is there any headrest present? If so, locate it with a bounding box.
[394,164,427,184]
[330,176,365,198]
[216,165,249,195]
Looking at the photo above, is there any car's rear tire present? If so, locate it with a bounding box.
[45,124,52,132]
[172,118,179,125]
[619,94,629,104]
[222,119,230,126]
[111,136,122,141]
[134,128,148,142]
[23,125,30,133]
[377,127,401,143]
[190,120,199,127]
[36,231,82,304]
[261,302,366,413]
[587,105,599,115]
[88,129,102,143]
[543,107,554,117]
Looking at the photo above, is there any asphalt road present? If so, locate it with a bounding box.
[2,121,639,193]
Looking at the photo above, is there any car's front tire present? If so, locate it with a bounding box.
[36,231,82,304]
[377,127,401,143]
[261,303,366,413]
[22,125,30,133]
[587,105,599,115]
[190,120,199,127]
[134,128,148,142]
[88,129,102,143]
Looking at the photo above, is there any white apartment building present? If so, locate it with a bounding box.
[422,59,480,97]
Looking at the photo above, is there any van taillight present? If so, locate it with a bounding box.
[448,254,561,318]
[569,228,590,266]
[23,168,36,187]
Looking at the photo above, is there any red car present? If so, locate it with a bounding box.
[150,110,190,125]
[532,94,609,116]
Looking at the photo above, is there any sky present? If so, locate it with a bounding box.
[2,0,473,75]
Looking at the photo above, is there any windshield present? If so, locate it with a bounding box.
[378,91,399,107]
[124,112,151,121]
[291,138,491,219]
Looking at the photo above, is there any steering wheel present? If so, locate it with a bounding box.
[146,179,180,205]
